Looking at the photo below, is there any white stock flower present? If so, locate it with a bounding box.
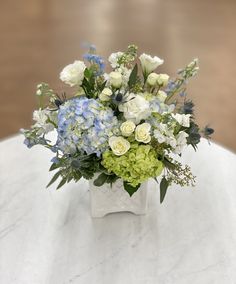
[60,60,86,87]
[147,73,159,86]
[172,113,191,127]
[109,136,130,156]
[135,123,151,143]
[109,71,122,88]
[119,94,150,124]
[153,129,166,143]
[33,108,55,134]
[120,120,136,137]
[139,53,164,74]
[157,74,169,86]
[156,90,167,102]
[108,52,124,68]
[174,131,189,154]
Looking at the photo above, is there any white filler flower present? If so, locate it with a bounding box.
[108,52,124,68]
[109,136,130,156]
[60,60,86,87]
[139,53,164,74]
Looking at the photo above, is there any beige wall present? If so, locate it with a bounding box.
[0,0,236,151]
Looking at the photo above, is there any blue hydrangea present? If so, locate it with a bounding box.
[57,97,119,156]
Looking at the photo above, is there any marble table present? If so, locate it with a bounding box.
[0,135,236,284]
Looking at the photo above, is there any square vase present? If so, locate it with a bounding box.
[89,178,148,218]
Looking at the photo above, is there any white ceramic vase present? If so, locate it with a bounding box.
[89,178,148,218]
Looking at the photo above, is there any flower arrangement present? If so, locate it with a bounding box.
[22,44,214,203]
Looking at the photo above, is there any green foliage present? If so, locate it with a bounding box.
[123,181,140,197]
[93,173,108,186]
[128,63,138,89]
[160,177,169,203]
[47,153,100,189]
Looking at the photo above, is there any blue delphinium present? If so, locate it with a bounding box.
[57,97,119,156]
[83,53,105,75]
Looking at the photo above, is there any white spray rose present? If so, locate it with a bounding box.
[157,74,169,86]
[135,123,151,143]
[60,60,86,87]
[109,71,122,88]
[108,52,124,68]
[119,94,150,124]
[147,73,159,86]
[99,88,113,101]
[139,53,164,74]
[109,136,130,156]
[120,121,136,137]
[172,113,191,127]
[156,90,168,102]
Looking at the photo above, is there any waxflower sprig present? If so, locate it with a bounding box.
[22,44,214,203]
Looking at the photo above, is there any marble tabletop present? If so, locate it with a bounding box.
[0,135,236,284]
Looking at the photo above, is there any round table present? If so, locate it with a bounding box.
[0,135,236,284]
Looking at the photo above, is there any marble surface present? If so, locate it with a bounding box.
[0,135,236,284]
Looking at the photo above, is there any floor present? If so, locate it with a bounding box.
[0,0,236,151]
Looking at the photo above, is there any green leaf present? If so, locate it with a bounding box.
[93,173,108,186]
[56,178,67,190]
[128,63,138,88]
[123,181,140,197]
[84,68,93,79]
[106,174,119,184]
[49,163,60,171]
[163,158,176,170]
[46,171,61,188]
[160,177,169,203]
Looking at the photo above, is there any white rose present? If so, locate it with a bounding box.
[102,88,113,96]
[60,60,86,87]
[147,73,159,86]
[99,93,110,102]
[109,71,122,88]
[157,74,169,86]
[120,120,136,136]
[108,52,124,68]
[119,94,150,124]
[135,123,151,143]
[109,136,130,156]
[139,53,164,74]
[99,88,113,101]
[172,113,191,127]
[156,90,167,102]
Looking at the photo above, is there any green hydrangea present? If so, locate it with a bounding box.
[102,143,164,187]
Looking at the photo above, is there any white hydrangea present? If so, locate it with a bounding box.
[119,94,150,124]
